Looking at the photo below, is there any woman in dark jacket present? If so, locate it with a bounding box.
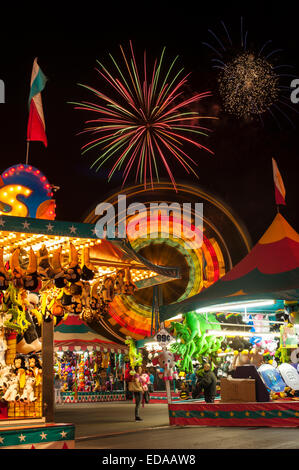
[128,365,144,421]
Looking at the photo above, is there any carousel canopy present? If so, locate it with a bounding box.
[54,313,129,354]
[0,213,180,343]
[160,213,299,321]
[0,213,180,286]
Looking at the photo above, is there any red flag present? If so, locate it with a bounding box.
[272,158,286,206]
[27,58,48,147]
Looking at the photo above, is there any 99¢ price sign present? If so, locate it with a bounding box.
[153,328,174,346]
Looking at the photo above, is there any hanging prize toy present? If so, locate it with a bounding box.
[10,248,24,289]
[51,246,67,288]
[65,243,81,284]
[0,247,10,290]
[23,248,40,291]
[68,281,83,315]
[80,246,96,281]
[100,276,115,303]
[284,301,299,325]
[3,284,31,335]
[114,269,125,294]
[90,281,101,311]
[123,268,136,295]
[37,245,55,280]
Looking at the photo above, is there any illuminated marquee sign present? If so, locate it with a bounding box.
[0,164,56,219]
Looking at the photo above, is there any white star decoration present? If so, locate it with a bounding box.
[46,223,54,231]
[19,434,26,442]
[69,225,77,234]
[60,430,67,438]
[40,432,47,440]
[0,436,4,444]
[22,221,30,229]
[0,218,5,227]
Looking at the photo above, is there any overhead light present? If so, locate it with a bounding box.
[168,314,183,321]
[206,329,278,339]
[196,300,276,313]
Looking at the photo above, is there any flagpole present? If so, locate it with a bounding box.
[25,141,30,165]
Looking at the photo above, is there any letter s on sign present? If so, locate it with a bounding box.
[0,185,32,217]
[290,79,299,104]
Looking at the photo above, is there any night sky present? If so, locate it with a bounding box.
[0,13,298,247]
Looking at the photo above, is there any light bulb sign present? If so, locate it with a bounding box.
[0,164,56,219]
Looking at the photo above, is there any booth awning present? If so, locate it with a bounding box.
[160,213,299,321]
[54,314,128,353]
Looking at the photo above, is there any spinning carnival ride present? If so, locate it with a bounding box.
[84,182,252,341]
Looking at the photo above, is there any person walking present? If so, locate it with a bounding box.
[194,362,217,403]
[54,373,63,404]
[128,365,144,421]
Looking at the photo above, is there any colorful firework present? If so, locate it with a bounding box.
[72,41,214,191]
[203,17,299,127]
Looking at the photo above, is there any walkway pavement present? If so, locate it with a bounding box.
[54,400,299,450]
[55,400,170,438]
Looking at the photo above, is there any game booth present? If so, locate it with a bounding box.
[54,313,128,403]
[0,163,179,448]
[157,213,299,427]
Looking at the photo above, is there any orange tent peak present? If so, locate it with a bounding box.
[259,213,299,245]
[225,289,247,297]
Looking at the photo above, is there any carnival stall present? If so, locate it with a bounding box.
[159,213,299,427]
[54,313,128,403]
[0,163,180,448]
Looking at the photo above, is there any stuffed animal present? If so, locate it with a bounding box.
[152,350,176,380]
[284,301,299,325]
[0,327,7,365]
[284,386,299,399]
[270,390,287,400]
[20,375,37,403]
[0,247,9,290]
[140,372,150,391]
[114,270,125,295]
[123,268,136,295]
[101,277,115,303]
[3,374,20,402]
[0,365,12,392]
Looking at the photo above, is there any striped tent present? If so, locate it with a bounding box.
[160,213,299,321]
[54,314,128,353]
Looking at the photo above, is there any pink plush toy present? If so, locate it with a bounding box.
[140,373,150,391]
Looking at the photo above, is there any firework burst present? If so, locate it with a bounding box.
[219,52,279,118]
[203,17,299,127]
[72,41,214,191]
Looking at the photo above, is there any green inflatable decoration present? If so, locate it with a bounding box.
[125,336,143,370]
[170,310,224,373]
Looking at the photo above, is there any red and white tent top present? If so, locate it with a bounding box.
[54,314,128,354]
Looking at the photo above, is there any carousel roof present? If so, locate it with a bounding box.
[160,213,299,321]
